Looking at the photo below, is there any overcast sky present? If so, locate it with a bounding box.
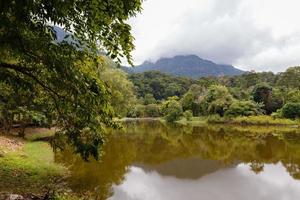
[128,0,300,72]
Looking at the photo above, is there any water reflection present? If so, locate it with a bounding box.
[54,121,300,199]
[136,158,229,179]
[110,163,300,200]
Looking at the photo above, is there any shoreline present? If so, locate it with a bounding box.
[117,116,300,127]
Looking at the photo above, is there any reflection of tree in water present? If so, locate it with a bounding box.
[250,161,264,174]
[55,121,300,199]
[283,163,300,179]
[55,135,137,200]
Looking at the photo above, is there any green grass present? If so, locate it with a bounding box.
[119,115,299,127]
[176,117,207,125]
[0,141,67,195]
[206,115,299,126]
[24,128,56,141]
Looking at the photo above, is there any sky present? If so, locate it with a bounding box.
[128,0,300,72]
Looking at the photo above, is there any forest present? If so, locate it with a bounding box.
[125,66,300,123]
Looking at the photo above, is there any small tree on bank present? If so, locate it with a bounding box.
[161,97,183,122]
[281,103,300,119]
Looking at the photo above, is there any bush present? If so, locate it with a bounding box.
[271,109,283,119]
[225,100,262,117]
[233,115,296,126]
[282,103,300,119]
[144,104,161,117]
[127,105,145,118]
[206,114,226,123]
[161,98,183,122]
[183,110,193,121]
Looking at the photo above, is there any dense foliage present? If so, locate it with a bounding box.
[0,0,142,159]
[161,97,183,122]
[225,101,262,117]
[281,103,300,119]
[127,66,300,121]
[97,57,136,117]
[129,71,196,100]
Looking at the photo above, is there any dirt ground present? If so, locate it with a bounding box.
[0,135,24,153]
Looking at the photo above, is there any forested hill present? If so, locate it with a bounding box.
[124,55,245,78]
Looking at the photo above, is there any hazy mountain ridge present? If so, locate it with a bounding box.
[124,55,244,78]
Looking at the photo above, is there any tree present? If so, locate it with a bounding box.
[251,83,283,114]
[252,84,273,114]
[144,104,161,117]
[183,110,193,121]
[277,67,300,89]
[0,1,142,160]
[201,85,234,116]
[161,97,183,122]
[181,92,195,112]
[165,82,182,97]
[180,84,205,116]
[97,56,136,117]
[144,94,156,105]
[129,71,195,100]
[281,103,300,119]
[225,100,262,117]
[286,90,300,103]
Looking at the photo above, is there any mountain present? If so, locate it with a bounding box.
[53,26,71,42]
[53,26,80,46]
[124,55,244,78]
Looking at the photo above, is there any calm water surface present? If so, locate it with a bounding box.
[55,121,300,200]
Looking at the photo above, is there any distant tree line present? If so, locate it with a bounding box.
[127,67,300,122]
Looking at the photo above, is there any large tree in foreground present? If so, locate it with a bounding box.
[0,0,142,159]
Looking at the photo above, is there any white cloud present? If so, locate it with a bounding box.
[128,0,300,72]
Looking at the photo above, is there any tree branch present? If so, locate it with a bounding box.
[0,62,62,99]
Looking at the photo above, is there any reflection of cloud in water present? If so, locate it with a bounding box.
[109,163,300,200]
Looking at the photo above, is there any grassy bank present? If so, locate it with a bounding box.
[121,115,299,127]
[205,115,299,126]
[0,135,68,198]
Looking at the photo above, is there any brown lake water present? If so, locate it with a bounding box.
[55,121,300,200]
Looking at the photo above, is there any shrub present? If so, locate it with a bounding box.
[271,109,283,119]
[225,100,263,117]
[183,110,193,121]
[144,104,161,117]
[206,114,226,123]
[161,98,183,122]
[281,103,300,119]
[127,105,145,118]
[233,115,296,126]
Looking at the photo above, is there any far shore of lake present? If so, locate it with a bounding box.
[117,115,300,127]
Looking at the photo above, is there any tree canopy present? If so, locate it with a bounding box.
[0,0,142,159]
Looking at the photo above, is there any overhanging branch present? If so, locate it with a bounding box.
[0,62,62,99]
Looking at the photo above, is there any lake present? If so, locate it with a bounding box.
[55,121,300,200]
